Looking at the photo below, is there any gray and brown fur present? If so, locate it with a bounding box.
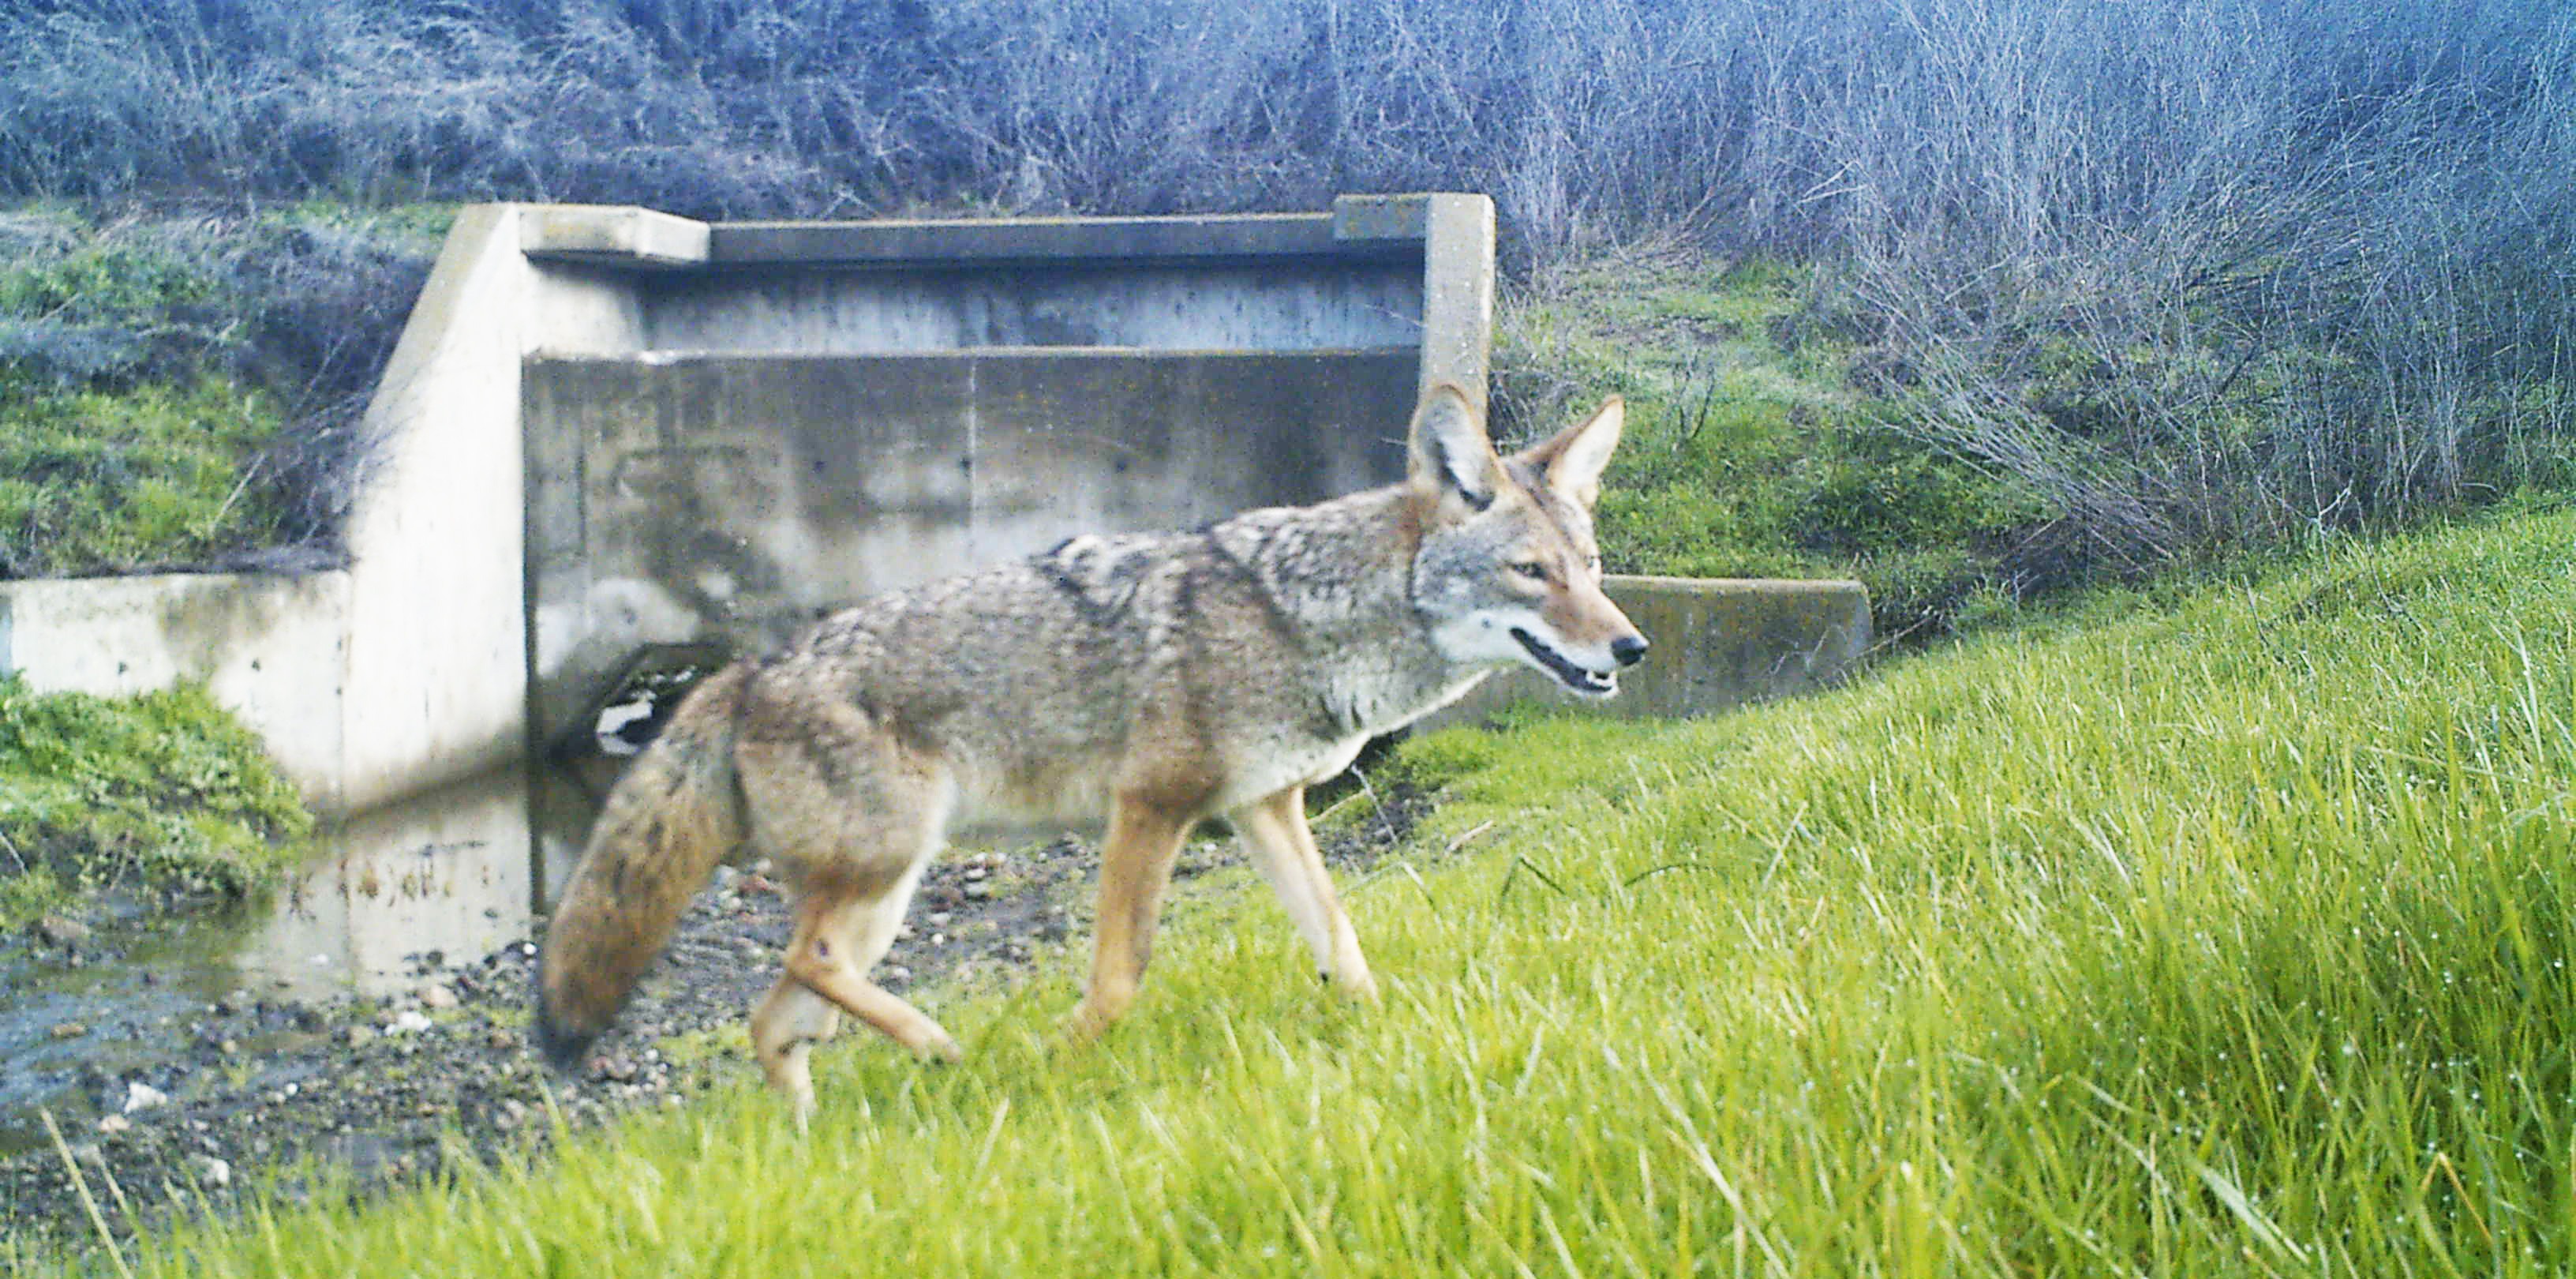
[535,383,1646,1120]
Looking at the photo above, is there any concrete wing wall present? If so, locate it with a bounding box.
[328,204,651,812]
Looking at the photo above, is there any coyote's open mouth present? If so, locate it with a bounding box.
[1510,627,1617,697]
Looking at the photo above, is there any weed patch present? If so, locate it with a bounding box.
[0,375,289,578]
[0,677,311,929]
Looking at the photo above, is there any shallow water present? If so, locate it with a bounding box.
[0,767,548,1155]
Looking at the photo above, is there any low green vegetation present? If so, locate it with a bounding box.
[0,375,290,578]
[1497,254,2046,638]
[0,203,445,579]
[0,677,312,929]
[45,506,2571,1275]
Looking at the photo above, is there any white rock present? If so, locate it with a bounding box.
[388,1010,435,1035]
[122,1082,170,1114]
[193,1155,232,1189]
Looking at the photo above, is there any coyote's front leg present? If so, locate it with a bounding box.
[1068,793,1196,1039]
[1235,786,1378,1002]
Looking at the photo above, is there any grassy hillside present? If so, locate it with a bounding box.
[1497,254,2046,636]
[0,204,441,578]
[29,505,2573,1276]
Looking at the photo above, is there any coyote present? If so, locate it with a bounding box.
[536,383,1646,1118]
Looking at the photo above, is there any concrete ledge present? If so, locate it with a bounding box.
[696,195,1477,268]
[1427,575,1872,726]
[520,206,711,269]
[708,212,1357,267]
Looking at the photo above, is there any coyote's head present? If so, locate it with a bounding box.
[1407,384,1649,696]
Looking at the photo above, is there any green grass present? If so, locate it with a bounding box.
[1496,253,2045,638]
[0,677,313,929]
[16,505,2565,1274]
[0,200,448,579]
[0,374,290,578]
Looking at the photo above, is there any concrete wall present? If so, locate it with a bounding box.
[643,263,1424,353]
[519,195,1496,748]
[0,196,1500,820]
[522,350,1420,739]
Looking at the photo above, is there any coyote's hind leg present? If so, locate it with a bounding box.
[750,977,841,1123]
[735,698,957,1120]
[753,860,953,1123]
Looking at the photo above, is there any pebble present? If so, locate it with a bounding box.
[51,1022,88,1040]
[388,1010,434,1035]
[193,1155,233,1189]
[95,1115,133,1135]
[346,1025,376,1048]
[419,983,460,1010]
[34,913,91,947]
[123,1082,170,1113]
[963,881,992,899]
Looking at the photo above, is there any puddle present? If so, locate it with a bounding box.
[0,767,555,1155]
[234,769,539,1000]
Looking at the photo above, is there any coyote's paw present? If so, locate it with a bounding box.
[916,1028,964,1064]
[1335,968,1382,1005]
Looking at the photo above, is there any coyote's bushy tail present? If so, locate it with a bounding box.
[535,664,752,1071]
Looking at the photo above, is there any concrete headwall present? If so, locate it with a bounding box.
[520,195,1498,749]
[522,350,1420,739]
[0,197,1503,818]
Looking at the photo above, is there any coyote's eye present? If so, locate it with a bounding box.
[1510,561,1548,581]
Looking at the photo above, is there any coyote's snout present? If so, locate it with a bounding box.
[537,383,1642,1120]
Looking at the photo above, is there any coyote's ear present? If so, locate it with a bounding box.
[1407,382,1507,517]
[1513,396,1624,510]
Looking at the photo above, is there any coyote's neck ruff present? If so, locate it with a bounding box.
[537,383,1646,1120]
